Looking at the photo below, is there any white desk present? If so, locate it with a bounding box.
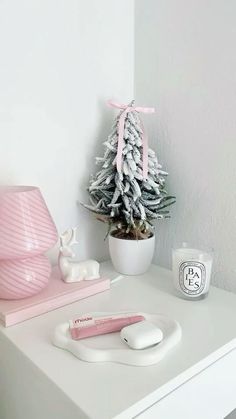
[1,262,236,419]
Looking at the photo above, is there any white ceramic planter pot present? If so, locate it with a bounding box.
[109,233,155,275]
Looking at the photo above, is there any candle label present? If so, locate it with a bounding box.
[179,261,206,296]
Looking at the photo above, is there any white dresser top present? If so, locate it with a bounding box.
[1,262,236,419]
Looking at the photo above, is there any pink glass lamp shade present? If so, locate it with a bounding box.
[0,186,58,260]
[0,186,58,300]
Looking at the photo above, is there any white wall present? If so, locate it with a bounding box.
[135,0,236,291]
[0,0,134,262]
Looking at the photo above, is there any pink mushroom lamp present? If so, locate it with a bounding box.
[0,186,58,299]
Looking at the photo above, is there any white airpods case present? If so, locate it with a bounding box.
[120,320,163,350]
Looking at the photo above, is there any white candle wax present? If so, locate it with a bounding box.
[172,247,213,298]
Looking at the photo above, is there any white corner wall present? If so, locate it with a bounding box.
[0,0,134,262]
[135,0,236,291]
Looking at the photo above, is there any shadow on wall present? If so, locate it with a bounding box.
[77,99,114,262]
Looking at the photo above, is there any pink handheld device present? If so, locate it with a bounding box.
[69,313,145,340]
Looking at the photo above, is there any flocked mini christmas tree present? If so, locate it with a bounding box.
[84,100,175,239]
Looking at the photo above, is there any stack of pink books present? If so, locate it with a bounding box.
[0,267,110,327]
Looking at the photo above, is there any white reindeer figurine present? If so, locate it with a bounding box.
[59,227,100,283]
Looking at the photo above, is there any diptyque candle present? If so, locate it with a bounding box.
[172,244,213,300]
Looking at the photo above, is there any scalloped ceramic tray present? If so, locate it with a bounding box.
[52,312,182,366]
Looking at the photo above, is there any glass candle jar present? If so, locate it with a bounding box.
[172,243,213,300]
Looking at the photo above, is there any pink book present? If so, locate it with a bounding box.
[0,267,110,327]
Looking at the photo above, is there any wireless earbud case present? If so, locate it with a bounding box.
[120,320,164,350]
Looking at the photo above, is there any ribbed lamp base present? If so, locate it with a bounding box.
[0,255,51,300]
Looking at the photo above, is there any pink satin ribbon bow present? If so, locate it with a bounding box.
[108,100,155,180]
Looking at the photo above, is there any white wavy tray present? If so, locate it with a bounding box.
[52,312,182,366]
